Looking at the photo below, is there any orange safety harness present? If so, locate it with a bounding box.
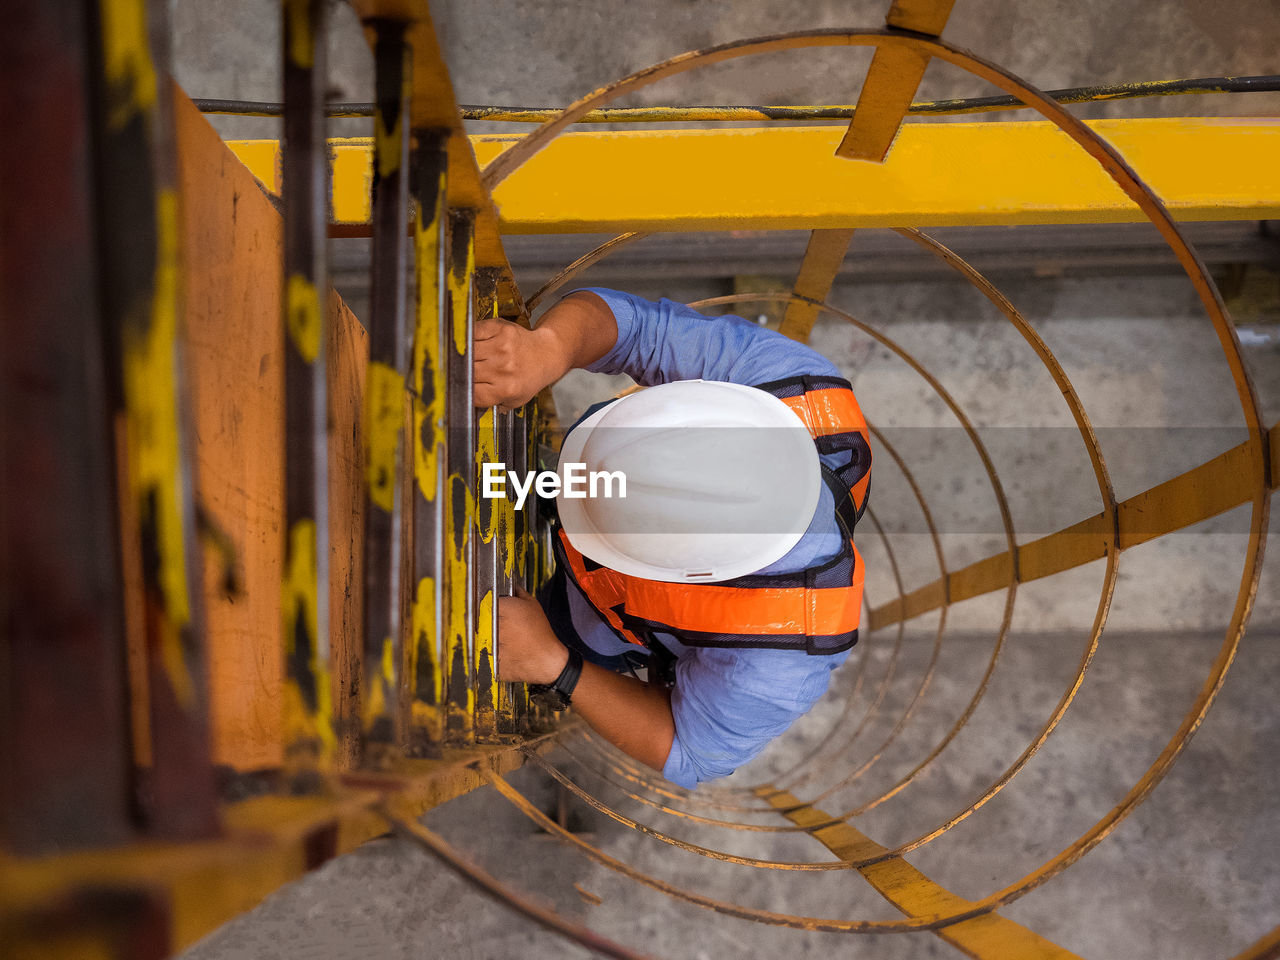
[554,374,871,656]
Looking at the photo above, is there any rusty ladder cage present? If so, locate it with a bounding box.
[2,0,1278,958]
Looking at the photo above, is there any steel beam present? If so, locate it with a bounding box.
[359,19,413,765]
[476,120,1280,231]
[0,735,560,957]
[228,119,1280,232]
[281,0,335,786]
[783,0,955,342]
[404,130,449,756]
[92,0,218,840]
[0,0,134,854]
[443,211,477,744]
[472,273,502,742]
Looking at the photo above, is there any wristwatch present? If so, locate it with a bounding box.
[530,647,584,710]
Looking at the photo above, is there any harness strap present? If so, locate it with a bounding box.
[556,529,863,655]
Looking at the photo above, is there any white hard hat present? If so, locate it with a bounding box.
[557,380,821,583]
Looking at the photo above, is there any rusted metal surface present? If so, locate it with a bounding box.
[472,272,501,741]
[0,735,559,956]
[404,130,449,756]
[443,211,477,744]
[91,0,218,840]
[280,0,334,786]
[493,408,520,733]
[358,18,412,766]
[0,0,134,855]
[348,0,525,317]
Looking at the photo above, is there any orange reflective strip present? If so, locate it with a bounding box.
[780,387,869,440]
[607,547,864,636]
[851,469,871,512]
[561,530,864,638]
[558,531,646,646]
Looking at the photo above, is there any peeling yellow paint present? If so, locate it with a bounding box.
[282,519,336,759]
[364,361,404,512]
[448,227,474,356]
[362,636,396,731]
[120,189,196,708]
[98,0,157,127]
[411,575,442,718]
[475,409,498,543]
[285,274,322,363]
[445,474,475,727]
[411,168,447,501]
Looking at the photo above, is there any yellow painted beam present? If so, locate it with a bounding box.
[228,119,1280,233]
[760,786,1083,959]
[779,227,857,341]
[835,0,955,161]
[477,119,1280,231]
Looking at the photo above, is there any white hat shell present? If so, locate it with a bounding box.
[556,380,821,583]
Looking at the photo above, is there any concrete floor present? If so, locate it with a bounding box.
[171,2,1279,957]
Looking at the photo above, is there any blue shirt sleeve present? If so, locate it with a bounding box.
[662,645,849,789]
[561,288,857,789]
[572,287,844,386]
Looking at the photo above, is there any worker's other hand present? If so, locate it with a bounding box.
[497,584,570,684]
[473,319,566,410]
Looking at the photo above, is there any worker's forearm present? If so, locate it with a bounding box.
[533,290,618,377]
[570,662,675,773]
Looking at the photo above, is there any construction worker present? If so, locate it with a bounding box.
[475,289,870,787]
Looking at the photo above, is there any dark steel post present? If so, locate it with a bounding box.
[473,272,501,741]
[281,0,335,787]
[443,211,476,745]
[404,130,449,757]
[0,0,134,854]
[89,0,218,837]
[360,18,413,766]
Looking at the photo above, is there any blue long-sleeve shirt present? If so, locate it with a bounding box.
[558,288,858,788]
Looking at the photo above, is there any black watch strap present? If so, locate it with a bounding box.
[533,647,583,710]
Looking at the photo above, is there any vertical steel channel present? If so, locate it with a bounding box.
[404,130,449,756]
[0,0,134,853]
[281,0,334,785]
[473,273,501,741]
[509,405,532,733]
[360,19,412,765]
[89,0,217,837]
[495,407,520,734]
[444,212,477,745]
[523,398,552,731]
